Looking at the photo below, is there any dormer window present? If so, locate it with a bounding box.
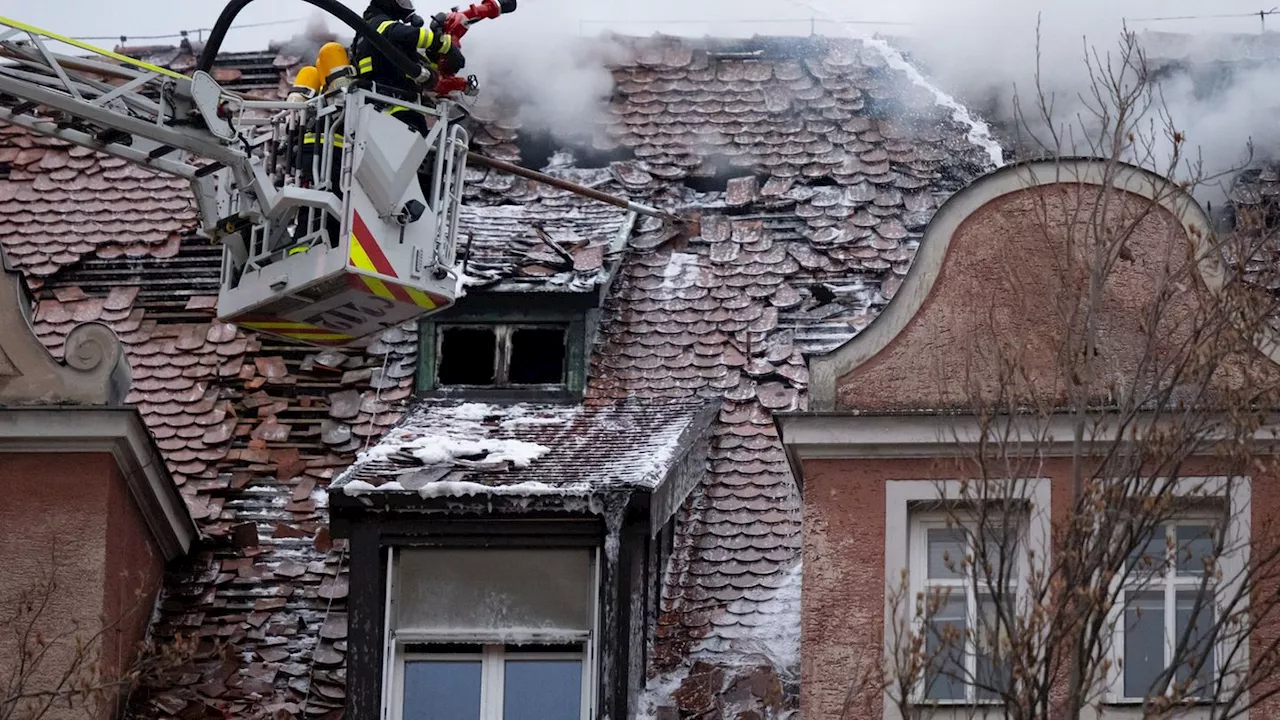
[419,309,587,400]
[437,323,569,388]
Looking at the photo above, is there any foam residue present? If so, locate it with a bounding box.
[415,479,590,498]
[342,478,589,499]
[693,560,803,682]
[661,252,702,290]
[634,663,693,719]
[861,35,1005,168]
[354,403,551,469]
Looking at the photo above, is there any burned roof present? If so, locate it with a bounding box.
[334,399,717,501]
[457,33,1000,707]
[456,197,630,293]
[0,30,998,719]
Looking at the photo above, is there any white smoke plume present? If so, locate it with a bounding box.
[459,1,625,138]
[261,0,1279,201]
[272,10,344,70]
[457,0,1280,200]
[881,0,1280,203]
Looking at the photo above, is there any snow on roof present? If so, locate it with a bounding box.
[333,400,718,499]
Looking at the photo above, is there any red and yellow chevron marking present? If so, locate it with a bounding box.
[347,210,399,278]
[236,317,356,346]
[346,274,445,310]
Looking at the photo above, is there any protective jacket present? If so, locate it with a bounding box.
[352,0,456,98]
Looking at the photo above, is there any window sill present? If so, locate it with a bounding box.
[1103,698,1219,707]
[420,386,581,403]
[1096,702,1221,720]
[905,705,1007,720]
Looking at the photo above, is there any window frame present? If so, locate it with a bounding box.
[1101,477,1252,707]
[908,511,1025,706]
[435,322,569,389]
[882,478,1052,720]
[418,311,588,399]
[1114,514,1220,703]
[391,646,591,720]
[380,546,601,720]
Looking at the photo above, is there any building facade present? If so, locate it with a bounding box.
[780,160,1280,719]
[4,25,1274,720]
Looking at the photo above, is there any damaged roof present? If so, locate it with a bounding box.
[0,30,997,719]
[456,199,631,293]
[335,400,717,501]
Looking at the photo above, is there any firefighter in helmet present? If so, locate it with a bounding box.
[351,0,465,136]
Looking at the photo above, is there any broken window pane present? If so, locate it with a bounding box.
[438,327,497,386]
[509,328,567,385]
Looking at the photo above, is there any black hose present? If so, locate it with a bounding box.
[197,0,424,79]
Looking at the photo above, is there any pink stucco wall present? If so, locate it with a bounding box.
[799,456,1280,719]
[0,452,165,719]
[833,184,1269,411]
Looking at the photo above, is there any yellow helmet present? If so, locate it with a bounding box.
[317,42,354,90]
[292,65,322,96]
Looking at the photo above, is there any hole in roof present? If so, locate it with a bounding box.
[509,328,566,385]
[571,144,635,170]
[807,176,839,188]
[438,327,497,386]
[0,162,10,180]
[683,175,729,194]
[515,128,558,172]
[512,127,634,171]
[682,168,769,196]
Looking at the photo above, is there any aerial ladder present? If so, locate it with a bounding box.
[0,2,673,348]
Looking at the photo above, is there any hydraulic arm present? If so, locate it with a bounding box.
[0,9,678,347]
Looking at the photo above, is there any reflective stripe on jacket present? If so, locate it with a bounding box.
[351,10,446,95]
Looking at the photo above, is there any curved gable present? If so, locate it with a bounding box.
[808,158,1222,411]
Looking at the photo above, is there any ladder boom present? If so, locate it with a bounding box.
[0,102,201,179]
[0,25,247,171]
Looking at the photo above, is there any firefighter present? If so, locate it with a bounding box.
[349,0,457,210]
[351,0,465,136]
[286,58,344,252]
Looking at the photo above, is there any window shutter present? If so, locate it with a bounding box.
[395,548,594,635]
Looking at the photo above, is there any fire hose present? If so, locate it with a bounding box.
[467,151,679,222]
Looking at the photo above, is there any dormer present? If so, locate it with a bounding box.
[418,201,641,401]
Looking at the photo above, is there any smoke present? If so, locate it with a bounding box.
[881,0,1280,202]
[272,11,345,71]
[457,0,1280,201]
[459,1,626,139]
[257,1,1279,202]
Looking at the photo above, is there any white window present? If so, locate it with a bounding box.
[909,512,1024,704]
[384,547,598,720]
[1102,477,1252,708]
[1114,516,1221,701]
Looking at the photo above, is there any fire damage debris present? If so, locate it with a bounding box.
[0,30,1009,719]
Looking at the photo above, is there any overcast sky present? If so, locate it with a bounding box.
[5,0,1278,53]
